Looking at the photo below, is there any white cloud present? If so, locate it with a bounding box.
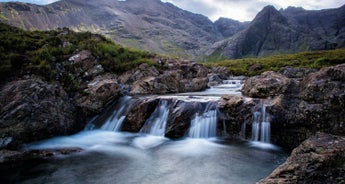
[162,0,345,21]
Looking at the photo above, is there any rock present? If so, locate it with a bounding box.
[69,50,104,79]
[242,71,292,98]
[127,60,209,95]
[279,67,317,78]
[0,148,82,182]
[259,133,345,184]
[0,78,79,149]
[266,64,345,149]
[76,74,121,115]
[121,98,160,132]
[248,63,263,72]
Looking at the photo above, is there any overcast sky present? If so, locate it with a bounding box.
[0,0,344,21]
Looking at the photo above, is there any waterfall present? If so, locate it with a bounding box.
[188,103,218,138]
[140,100,170,136]
[97,96,132,132]
[251,104,271,143]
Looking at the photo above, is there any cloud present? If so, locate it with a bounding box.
[0,0,59,5]
[0,0,344,21]
[162,0,345,21]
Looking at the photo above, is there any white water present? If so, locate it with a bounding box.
[100,96,132,131]
[250,103,273,149]
[140,100,170,136]
[3,78,287,183]
[188,110,218,138]
[18,131,286,184]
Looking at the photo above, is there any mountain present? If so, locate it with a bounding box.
[206,5,345,59]
[0,0,344,60]
[0,0,227,59]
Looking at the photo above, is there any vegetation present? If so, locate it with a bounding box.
[204,48,345,76]
[0,23,156,84]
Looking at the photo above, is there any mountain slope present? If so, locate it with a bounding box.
[0,0,224,59]
[207,5,345,59]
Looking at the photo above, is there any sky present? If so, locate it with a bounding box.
[0,0,344,21]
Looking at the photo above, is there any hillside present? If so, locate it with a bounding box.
[0,0,226,59]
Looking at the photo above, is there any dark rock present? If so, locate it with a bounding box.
[267,64,345,149]
[0,78,79,149]
[259,133,345,184]
[248,63,263,72]
[127,61,209,95]
[75,74,121,115]
[121,98,160,132]
[242,71,292,98]
[279,67,317,78]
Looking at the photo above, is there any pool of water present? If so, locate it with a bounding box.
[8,130,287,184]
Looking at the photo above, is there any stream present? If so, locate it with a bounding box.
[6,77,288,184]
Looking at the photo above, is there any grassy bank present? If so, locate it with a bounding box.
[204,48,345,76]
[0,23,156,83]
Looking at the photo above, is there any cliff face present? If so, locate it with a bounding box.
[207,5,345,59]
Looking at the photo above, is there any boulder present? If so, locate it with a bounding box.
[75,74,121,115]
[0,78,78,149]
[242,71,292,98]
[267,64,345,149]
[259,133,345,184]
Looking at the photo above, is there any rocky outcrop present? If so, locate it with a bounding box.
[241,64,345,149]
[0,78,79,149]
[75,74,121,114]
[122,61,209,95]
[242,71,292,98]
[259,133,345,184]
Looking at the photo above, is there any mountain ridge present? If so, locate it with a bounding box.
[0,0,344,59]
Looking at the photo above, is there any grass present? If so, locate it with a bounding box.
[203,48,345,76]
[0,22,157,84]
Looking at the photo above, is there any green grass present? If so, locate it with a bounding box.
[204,48,345,76]
[0,23,157,84]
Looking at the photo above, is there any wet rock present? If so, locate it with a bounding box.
[122,98,160,132]
[267,64,345,149]
[0,148,82,183]
[76,74,121,115]
[259,133,345,184]
[0,78,79,149]
[242,71,292,98]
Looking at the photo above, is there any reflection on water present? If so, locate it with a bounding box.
[10,131,287,184]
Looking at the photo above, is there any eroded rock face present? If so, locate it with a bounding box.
[242,71,292,98]
[239,64,345,149]
[75,74,121,115]
[259,133,345,184]
[123,61,209,95]
[0,78,79,149]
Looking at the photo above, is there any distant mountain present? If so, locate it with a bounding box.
[206,5,345,59]
[0,0,230,59]
[0,0,344,60]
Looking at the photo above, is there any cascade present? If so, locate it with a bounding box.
[87,96,133,132]
[188,103,218,138]
[251,103,271,143]
[139,100,170,136]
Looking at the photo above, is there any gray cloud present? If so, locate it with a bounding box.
[0,0,344,21]
[162,0,345,21]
